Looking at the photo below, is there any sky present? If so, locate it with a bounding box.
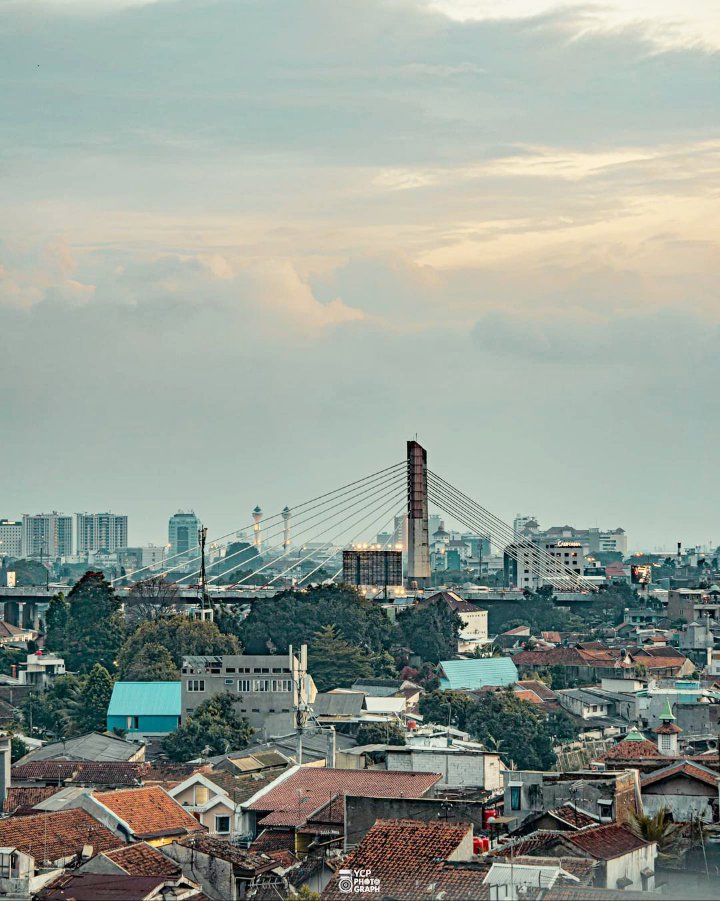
[1,0,718,552]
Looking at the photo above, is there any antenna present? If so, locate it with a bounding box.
[198,526,209,613]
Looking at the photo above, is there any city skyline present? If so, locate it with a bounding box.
[1,0,718,549]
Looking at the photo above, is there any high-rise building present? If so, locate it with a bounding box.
[76,512,128,555]
[0,520,22,558]
[22,513,73,559]
[168,511,201,561]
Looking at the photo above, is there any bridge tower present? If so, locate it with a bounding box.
[406,440,431,588]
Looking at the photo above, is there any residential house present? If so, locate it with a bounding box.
[438,657,518,690]
[80,841,182,878]
[15,730,146,764]
[106,681,182,738]
[36,872,201,901]
[160,833,289,901]
[503,768,640,829]
[11,760,147,790]
[241,766,441,856]
[641,759,720,823]
[384,744,504,791]
[421,591,489,650]
[67,785,206,846]
[17,650,66,688]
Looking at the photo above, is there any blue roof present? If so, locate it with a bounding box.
[438,658,518,690]
[107,681,181,717]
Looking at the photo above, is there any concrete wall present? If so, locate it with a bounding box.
[160,844,236,901]
[385,748,498,790]
[106,714,178,737]
[643,776,718,823]
[605,844,656,892]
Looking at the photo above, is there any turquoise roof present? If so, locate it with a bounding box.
[107,681,181,717]
[439,658,518,690]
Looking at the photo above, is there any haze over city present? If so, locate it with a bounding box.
[1,0,719,548]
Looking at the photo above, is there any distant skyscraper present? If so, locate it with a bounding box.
[168,511,201,561]
[22,513,73,559]
[513,514,539,537]
[0,520,22,558]
[76,512,128,554]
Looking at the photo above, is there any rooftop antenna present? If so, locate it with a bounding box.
[198,526,209,614]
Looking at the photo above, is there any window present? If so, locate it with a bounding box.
[215,815,231,834]
[225,667,236,673]
[127,715,139,730]
[598,799,613,821]
[224,679,234,685]
[187,679,205,692]
[238,679,251,692]
[271,678,292,692]
[509,785,522,810]
[253,679,270,692]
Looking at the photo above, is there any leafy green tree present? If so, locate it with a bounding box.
[419,690,477,733]
[45,594,70,653]
[628,808,683,860]
[62,572,125,672]
[308,625,374,691]
[355,721,406,746]
[3,559,49,587]
[0,645,24,676]
[73,663,114,733]
[396,600,461,664]
[237,584,394,657]
[118,616,239,677]
[20,674,84,739]
[11,735,29,763]
[121,643,179,681]
[162,693,252,762]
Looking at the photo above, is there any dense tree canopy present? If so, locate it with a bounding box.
[237,584,395,656]
[355,721,406,746]
[118,615,239,678]
[307,625,375,691]
[121,642,180,681]
[46,572,125,673]
[73,664,114,733]
[396,599,462,664]
[162,693,253,762]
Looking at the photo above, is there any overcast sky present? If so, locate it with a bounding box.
[1,0,718,552]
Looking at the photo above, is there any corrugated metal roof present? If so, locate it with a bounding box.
[312,692,365,717]
[107,681,181,717]
[439,658,518,689]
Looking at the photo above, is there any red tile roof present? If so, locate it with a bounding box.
[513,648,587,667]
[541,632,562,644]
[248,768,440,829]
[92,786,205,839]
[252,829,296,852]
[0,808,122,864]
[102,842,181,877]
[37,873,170,901]
[548,805,600,830]
[514,689,545,705]
[12,760,146,786]
[566,824,651,860]
[599,738,662,761]
[641,761,720,789]
[3,785,60,814]
[322,818,471,900]
[516,680,556,700]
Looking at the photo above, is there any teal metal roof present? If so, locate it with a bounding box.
[438,658,518,690]
[107,681,181,717]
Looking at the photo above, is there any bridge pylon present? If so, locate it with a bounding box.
[406,439,431,588]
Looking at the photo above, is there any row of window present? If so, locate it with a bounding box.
[188,678,293,693]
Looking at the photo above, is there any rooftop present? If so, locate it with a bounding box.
[566,824,651,860]
[174,833,279,874]
[247,767,440,828]
[439,657,518,690]
[107,681,181,717]
[17,731,144,764]
[92,786,205,839]
[12,760,146,786]
[641,760,720,789]
[0,807,122,864]
[102,842,181,877]
[37,873,184,901]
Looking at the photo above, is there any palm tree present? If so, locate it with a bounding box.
[627,807,684,860]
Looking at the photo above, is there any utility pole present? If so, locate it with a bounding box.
[198,527,209,615]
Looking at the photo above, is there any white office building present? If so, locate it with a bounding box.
[76,512,128,554]
[0,520,22,558]
[22,513,73,559]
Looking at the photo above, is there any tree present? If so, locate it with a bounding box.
[11,735,29,763]
[122,642,179,681]
[307,625,374,692]
[62,572,125,672]
[125,577,179,624]
[396,600,461,664]
[419,690,477,733]
[237,585,394,657]
[118,616,239,677]
[628,808,683,860]
[162,693,253,762]
[4,558,49,587]
[73,663,114,733]
[356,722,406,746]
[45,594,70,653]
[19,674,84,739]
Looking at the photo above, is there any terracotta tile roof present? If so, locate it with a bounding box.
[0,807,122,864]
[514,689,545,705]
[92,786,205,839]
[12,760,146,786]
[641,760,720,789]
[541,632,562,644]
[516,680,556,700]
[248,768,440,829]
[599,738,663,761]
[175,834,279,873]
[266,849,298,870]
[548,805,600,830]
[513,648,587,667]
[3,785,60,814]
[489,831,577,859]
[566,824,651,860]
[251,829,297,852]
[103,842,181,876]
[322,818,472,900]
[653,722,682,735]
[37,873,170,901]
